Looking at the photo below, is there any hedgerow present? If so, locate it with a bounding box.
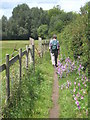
[58,14,89,70]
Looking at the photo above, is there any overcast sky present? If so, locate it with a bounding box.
[0,0,89,19]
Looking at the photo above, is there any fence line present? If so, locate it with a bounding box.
[0,39,35,103]
[0,37,49,116]
[38,37,49,57]
[0,38,49,102]
[0,48,33,72]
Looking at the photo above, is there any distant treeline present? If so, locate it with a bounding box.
[0,2,89,70]
[0,4,78,40]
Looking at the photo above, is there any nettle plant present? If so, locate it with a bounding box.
[56,55,88,115]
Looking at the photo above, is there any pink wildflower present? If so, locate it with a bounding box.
[83,82,85,84]
[76,93,80,97]
[74,97,77,101]
[73,94,75,97]
[78,83,80,86]
[81,96,84,100]
[85,76,87,80]
[78,105,81,109]
[75,101,79,106]
[73,88,76,92]
[74,82,76,85]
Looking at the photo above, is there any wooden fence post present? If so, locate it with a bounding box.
[19,48,22,81]
[32,39,35,71]
[29,37,32,48]
[29,37,33,63]
[26,45,29,69]
[38,37,43,57]
[6,54,10,102]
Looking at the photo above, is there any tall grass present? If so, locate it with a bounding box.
[2,51,54,118]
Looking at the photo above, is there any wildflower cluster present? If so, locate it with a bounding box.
[73,64,88,114]
[60,80,72,90]
[57,55,88,116]
[57,57,76,78]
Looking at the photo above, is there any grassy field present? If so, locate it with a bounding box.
[0,40,30,64]
[0,40,31,116]
[0,40,48,64]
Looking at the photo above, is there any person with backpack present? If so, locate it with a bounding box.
[50,34,60,67]
[49,38,55,66]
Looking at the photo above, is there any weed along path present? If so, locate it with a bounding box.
[49,67,59,118]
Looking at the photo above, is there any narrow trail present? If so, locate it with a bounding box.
[49,67,59,118]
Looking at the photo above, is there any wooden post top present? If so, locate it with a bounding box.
[38,37,42,41]
[32,39,34,45]
[29,37,34,45]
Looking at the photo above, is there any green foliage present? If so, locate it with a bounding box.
[30,7,49,39]
[37,24,48,39]
[80,1,90,15]
[18,27,28,37]
[0,19,2,38]
[48,6,62,19]
[11,4,31,39]
[48,16,64,36]
[1,4,31,40]
[1,4,76,40]
[48,8,77,37]
[58,13,89,70]
[2,16,8,39]
[2,51,54,118]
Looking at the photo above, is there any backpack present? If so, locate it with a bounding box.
[51,40,57,53]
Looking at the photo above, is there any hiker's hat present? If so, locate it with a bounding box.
[53,34,57,39]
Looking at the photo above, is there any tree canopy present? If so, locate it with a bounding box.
[1,3,77,40]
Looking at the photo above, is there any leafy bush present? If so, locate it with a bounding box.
[58,14,89,70]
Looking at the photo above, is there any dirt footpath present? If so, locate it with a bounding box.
[49,68,59,118]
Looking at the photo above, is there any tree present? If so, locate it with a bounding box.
[48,15,64,37]
[2,15,8,39]
[0,19,2,39]
[30,7,49,39]
[11,3,31,39]
[80,1,90,15]
[48,6,62,19]
[37,24,48,38]
[1,4,77,40]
